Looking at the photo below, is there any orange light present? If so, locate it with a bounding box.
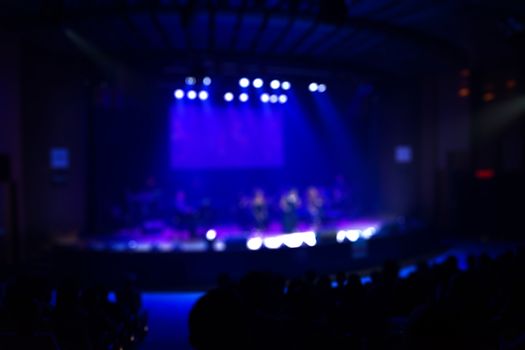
[506,79,517,89]
[458,87,470,97]
[459,68,471,78]
[482,92,495,102]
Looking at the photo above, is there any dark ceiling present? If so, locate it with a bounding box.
[1,0,524,77]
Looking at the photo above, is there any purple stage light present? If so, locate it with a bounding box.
[318,84,327,93]
[187,90,197,100]
[239,78,250,88]
[224,92,234,102]
[281,81,291,90]
[270,94,278,103]
[279,94,287,104]
[198,91,209,101]
[253,78,264,88]
[270,80,280,89]
[239,93,249,102]
[308,82,318,92]
[174,89,184,99]
[260,93,270,103]
[202,76,212,86]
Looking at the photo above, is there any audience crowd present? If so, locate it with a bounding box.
[190,247,525,350]
[0,272,147,350]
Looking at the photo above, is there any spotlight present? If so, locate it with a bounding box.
[198,91,209,101]
[187,90,197,100]
[281,81,291,90]
[185,77,196,85]
[336,230,346,243]
[224,92,234,102]
[206,229,217,241]
[260,93,270,103]
[174,89,184,99]
[308,82,318,92]
[239,78,250,88]
[247,237,263,251]
[253,78,264,88]
[347,230,360,242]
[270,94,278,103]
[279,94,287,103]
[202,76,212,86]
[317,84,327,93]
[239,93,249,102]
[270,80,280,89]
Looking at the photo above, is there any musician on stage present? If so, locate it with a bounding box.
[306,186,324,228]
[251,188,269,230]
[280,188,301,233]
[173,190,197,238]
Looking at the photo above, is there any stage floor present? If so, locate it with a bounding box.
[55,217,388,253]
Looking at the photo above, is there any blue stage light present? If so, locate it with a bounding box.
[260,93,270,103]
[270,80,280,89]
[270,94,278,103]
[202,76,212,86]
[253,78,264,88]
[224,92,234,102]
[198,91,209,101]
[239,93,249,102]
[185,77,196,85]
[279,94,288,103]
[318,84,327,93]
[308,82,318,92]
[174,89,184,99]
[187,90,197,100]
[281,81,291,90]
[239,78,250,88]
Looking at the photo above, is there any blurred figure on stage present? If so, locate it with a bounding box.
[173,190,197,239]
[251,188,269,231]
[331,174,351,219]
[306,186,324,229]
[280,188,301,233]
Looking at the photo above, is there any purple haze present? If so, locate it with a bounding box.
[170,104,284,169]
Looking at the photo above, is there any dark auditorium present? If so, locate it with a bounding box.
[1,1,525,349]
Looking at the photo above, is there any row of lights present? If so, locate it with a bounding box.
[238,78,291,90]
[309,82,327,93]
[174,90,288,103]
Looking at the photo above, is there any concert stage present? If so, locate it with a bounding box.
[56,218,387,254]
[50,217,440,290]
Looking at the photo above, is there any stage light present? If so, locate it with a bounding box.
[303,231,317,247]
[309,82,318,92]
[239,93,249,102]
[187,90,197,100]
[174,89,184,99]
[247,237,263,250]
[253,78,264,88]
[318,84,327,93]
[270,94,278,103]
[270,80,280,89]
[185,77,196,85]
[198,90,209,101]
[336,230,346,243]
[203,76,212,86]
[224,92,234,102]
[361,227,376,239]
[213,241,226,251]
[347,229,360,242]
[281,81,291,90]
[279,94,287,104]
[206,229,217,241]
[282,233,304,248]
[260,93,270,103]
[239,78,250,88]
[263,236,282,249]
